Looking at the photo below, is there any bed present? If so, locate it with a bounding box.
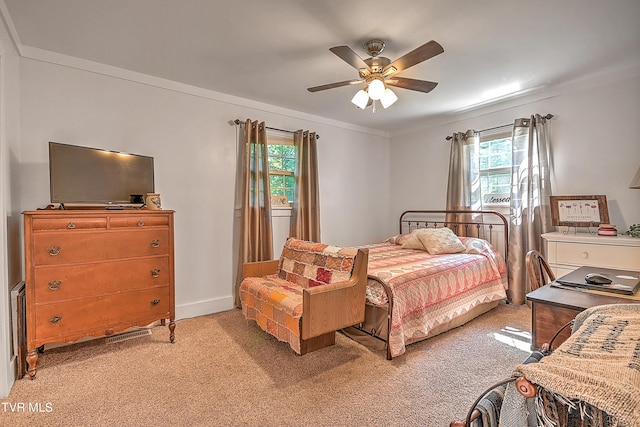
[354,210,509,360]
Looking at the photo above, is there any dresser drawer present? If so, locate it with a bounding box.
[33,232,107,265]
[32,229,170,265]
[32,216,107,231]
[104,230,170,258]
[110,215,170,228]
[555,242,640,270]
[34,257,170,303]
[34,287,170,341]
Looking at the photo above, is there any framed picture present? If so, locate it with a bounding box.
[550,195,610,227]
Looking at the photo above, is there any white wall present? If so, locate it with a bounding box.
[390,65,640,234]
[0,5,22,398]
[17,57,391,323]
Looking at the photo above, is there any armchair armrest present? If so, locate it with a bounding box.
[242,259,279,279]
[301,248,369,339]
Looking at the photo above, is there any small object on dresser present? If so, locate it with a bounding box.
[598,224,617,236]
[624,224,640,238]
[146,193,162,210]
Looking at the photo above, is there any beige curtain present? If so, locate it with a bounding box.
[446,117,554,304]
[508,114,554,304]
[234,119,273,307]
[445,130,481,236]
[290,130,321,242]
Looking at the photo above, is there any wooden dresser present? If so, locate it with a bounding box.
[23,209,175,378]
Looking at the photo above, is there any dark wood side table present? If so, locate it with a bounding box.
[526,284,640,350]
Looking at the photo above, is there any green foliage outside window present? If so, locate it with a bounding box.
[268,144,296,202]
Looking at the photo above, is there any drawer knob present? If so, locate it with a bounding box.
[151,269,160,278]
[50,316,62,324]
[137,220,145,227]
[48,246,61,256]
[48,280,62,291]
[581,251,589,259]
[67,222,76,229]
[151,299,160,305]
[151,240,160,248]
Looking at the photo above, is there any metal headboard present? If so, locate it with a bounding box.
[398,209,509,260]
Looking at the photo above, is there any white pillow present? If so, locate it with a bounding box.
[401,234,426,250]
[417,227,465,254]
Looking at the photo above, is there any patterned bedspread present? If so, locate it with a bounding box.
[364,237,508,357]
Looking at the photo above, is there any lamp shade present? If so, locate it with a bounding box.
[380,88,398,109]
[631,165,640,189]
[351,89,369,109]
[367,78,385,100]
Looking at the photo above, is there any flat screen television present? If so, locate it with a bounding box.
[49,141,155,205]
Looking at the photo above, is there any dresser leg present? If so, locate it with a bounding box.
[168,320,175,343]
[26,349,38,379]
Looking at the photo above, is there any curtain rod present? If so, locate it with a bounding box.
[445,113,554,140]
[233,119,320,139]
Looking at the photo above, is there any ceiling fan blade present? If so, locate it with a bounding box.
[383,40,444,75]
[386,77,438,93]
[329,46,371,72]
[307,79,362,92]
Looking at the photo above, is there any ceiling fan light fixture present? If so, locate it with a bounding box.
[367,78,385,100]
[380,88,398,109]
[351,89,369,109]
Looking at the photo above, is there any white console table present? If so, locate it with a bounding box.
[542,231,640,277]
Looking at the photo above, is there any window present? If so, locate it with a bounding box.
[477,127,519,207]
[267,132,296,203]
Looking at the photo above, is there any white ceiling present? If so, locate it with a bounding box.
[4,0,640,134]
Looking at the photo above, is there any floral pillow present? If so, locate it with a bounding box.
[416,227,465,254]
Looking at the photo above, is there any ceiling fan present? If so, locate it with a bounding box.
[307,39,444,110]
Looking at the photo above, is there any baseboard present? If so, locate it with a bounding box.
[175,295,234,320]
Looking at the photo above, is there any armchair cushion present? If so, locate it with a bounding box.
[278,238,357,288]
[241,274,304,351]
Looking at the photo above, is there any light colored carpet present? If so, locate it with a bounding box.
[1,302,532,427]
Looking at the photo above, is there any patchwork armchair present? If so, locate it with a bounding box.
[239,237,369,354]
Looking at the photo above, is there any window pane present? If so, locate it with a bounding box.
[268,145,283,156]
[270,174,284,187]
[271,157,285,171]
[283,158,295,172]
[283,145,296,158]
[479,156,489,169]
[285,189,294,201]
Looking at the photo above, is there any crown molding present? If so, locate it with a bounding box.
[15,45,389,139]
[391,62,640,138]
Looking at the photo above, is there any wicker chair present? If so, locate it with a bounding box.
[525,249,555,291]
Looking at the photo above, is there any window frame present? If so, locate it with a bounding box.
[266,131,296,206]
[478,127,513,208]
